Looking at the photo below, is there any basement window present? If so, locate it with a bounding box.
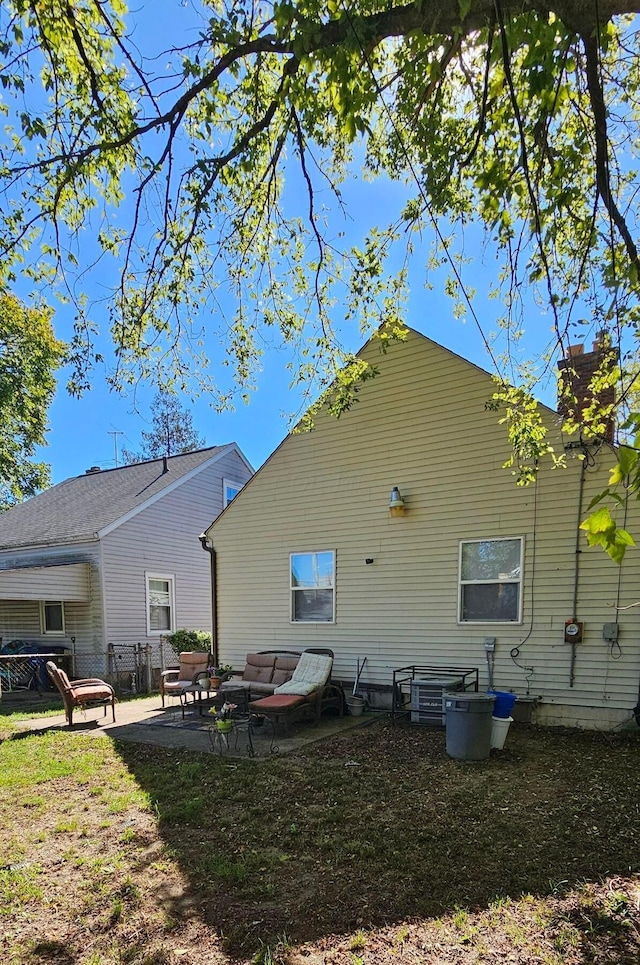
[290,551,335,623]
[458,538,523,623]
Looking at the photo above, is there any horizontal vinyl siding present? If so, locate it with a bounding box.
[0,563,90,601]
[0,543,103,657]
[101,451,251,649]
[209,332,640,727]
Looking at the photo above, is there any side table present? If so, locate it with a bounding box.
[208,713,276,757]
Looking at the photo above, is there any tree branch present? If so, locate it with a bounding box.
[7,0,636,184]
[581,28,640,273]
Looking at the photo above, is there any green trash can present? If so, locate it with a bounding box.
[444,692,494,760]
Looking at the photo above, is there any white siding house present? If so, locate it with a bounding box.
[0,445,252,678]
[205,330,640,731]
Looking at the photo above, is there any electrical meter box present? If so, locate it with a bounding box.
[411,676,464,726]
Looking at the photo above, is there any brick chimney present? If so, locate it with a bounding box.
[557,332,617,444]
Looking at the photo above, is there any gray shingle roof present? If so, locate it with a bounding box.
[0,446,231,550]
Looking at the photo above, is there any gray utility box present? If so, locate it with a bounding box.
[411,676,464,725]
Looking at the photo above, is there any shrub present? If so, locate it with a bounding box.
[163,628,211,659]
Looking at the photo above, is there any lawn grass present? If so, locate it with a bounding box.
[0,691,64,723]
[1,706,639,965]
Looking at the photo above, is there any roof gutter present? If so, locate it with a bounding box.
[198,533,217,665]
[0,535,100,553]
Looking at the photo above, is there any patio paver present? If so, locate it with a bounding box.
[6,693,379,756]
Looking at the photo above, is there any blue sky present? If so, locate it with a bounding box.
[29,0,569,484]
[35,166,565,481]
[38,231,562,483]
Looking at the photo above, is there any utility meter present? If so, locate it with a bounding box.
[564,620,584,643]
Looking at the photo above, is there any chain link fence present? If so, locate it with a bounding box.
[0,651,73,694]
[106,638,174,695]
[0,638,183,699]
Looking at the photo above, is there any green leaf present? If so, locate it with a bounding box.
[580,506,615,535]
[0,293,66,509]
[609,445,638,484]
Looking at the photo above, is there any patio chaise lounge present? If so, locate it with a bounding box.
[249,649,343,730]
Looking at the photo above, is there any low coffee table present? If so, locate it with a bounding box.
[178,683,218,718]
[210,685,248,713]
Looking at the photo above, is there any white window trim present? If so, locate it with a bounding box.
[290,550,336,624]
[457,537,524,624]
[223,477,244,507]
[40,600,65,636]
[145,572,176,635]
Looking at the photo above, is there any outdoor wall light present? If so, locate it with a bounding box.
[389,486,405,517]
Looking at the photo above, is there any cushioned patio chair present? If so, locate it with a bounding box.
[249,649,343,731]
[160,651,210,707]
[46,661,116,728]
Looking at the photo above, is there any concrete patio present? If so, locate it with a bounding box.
[6,691,378,757]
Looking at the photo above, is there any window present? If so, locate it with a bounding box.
[146,574,175,633]
[40,601,65,635]
[290,551,335,623]
[458,538,523,623]
[223,478,244,507]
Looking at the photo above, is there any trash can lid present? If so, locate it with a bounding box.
[412,677,463,688]
[444,691,491,700]
[444,692,495,712]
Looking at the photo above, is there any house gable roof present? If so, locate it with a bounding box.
[0,445,250,551]
[206,325,559,536]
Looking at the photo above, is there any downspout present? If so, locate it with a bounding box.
[198,534,218,666]
[569,456,587,688]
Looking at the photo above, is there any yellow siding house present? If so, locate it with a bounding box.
[204,329,640,730]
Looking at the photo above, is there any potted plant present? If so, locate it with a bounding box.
[206,663,233,689]
[209,701,237,733]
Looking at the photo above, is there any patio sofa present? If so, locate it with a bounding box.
[218,650,302,699]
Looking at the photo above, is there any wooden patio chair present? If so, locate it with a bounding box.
[46,660,116,728]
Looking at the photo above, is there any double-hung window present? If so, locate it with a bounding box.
[146,574,175,633]
[290,551,335,623]
[458,538,523,623]
[40,601,65,635]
